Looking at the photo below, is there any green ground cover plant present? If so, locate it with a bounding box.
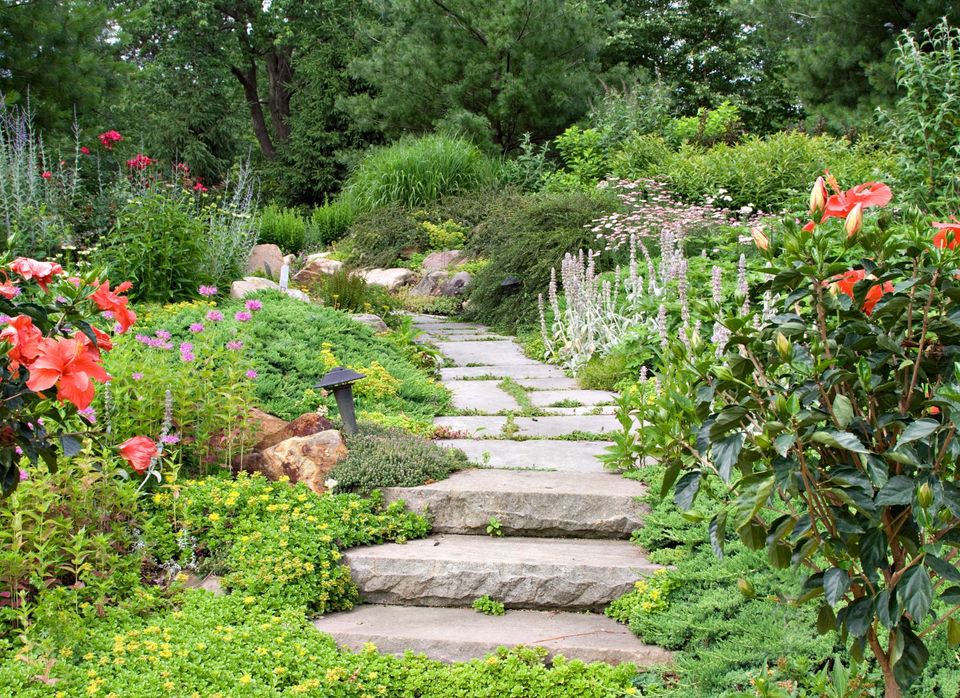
[329,425,467,494]
[133,292,450,430]
[257,203,307,254]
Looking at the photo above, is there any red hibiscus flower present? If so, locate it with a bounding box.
[802,221,816,233]
[0,281,19,299]
[932,221,960,250]
[119,435,157,474]
[1,315,44,371]
[822,182,892,222]
[25,336,111,410]
[829,269,893,315]
[10,257,63,291]
[76,326,113,359]
[90,281,136,333]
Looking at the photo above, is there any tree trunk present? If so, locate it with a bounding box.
[265,50,293,144]
[883,669,902,698]
[231,63,276,160]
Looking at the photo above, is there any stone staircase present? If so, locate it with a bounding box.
[313,314,670,667]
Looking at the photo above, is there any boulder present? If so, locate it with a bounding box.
[255,412,337,452]
[422,250,465,272]
[409,270,448,297]
[247,244,284,279]
[361,268,414,291]
[256,430,348,495]
[352,313,389,333]
[248,408,287,443]
[230,276,310,303]
[440,271,472,297]
[294,256,344,286]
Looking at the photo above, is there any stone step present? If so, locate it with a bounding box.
[447,380,520,413]
[516,377,580,390]
[529,389,617,407]
[437,340,539,367]
[441,364,567,380]
[434,414,620,438]
[343,534,658,611]
[383,469,647,538]
[437,439,612,472]
[313,605,672,666]
[540,405,618,416]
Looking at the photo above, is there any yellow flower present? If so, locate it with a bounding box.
[273,666,287,675]
[239,675,252,685]
[208,512,221,522]
[243,596,255,605]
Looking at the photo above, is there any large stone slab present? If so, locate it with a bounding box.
[436,340,538,367]
[414,321,487,332]
[540,405,618,416]
[361,268,414,291]
[435,439,611,472]
[441,365,567,380]
[513,415,621,438]
[433,415,507,437]
[383,469,647,538]
[516,377,580,390]
[447,380,520,413]
[343,534,659,610]
[313,605,672,666]
[529,390,617,407]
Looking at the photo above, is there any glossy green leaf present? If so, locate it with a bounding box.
[832,394,854,429]
[875,476,915,507]
[811,430,870,454]
[711,433,743,483]
[896,418,940,448]
[673,471,701,511]
[816,604,836,635]
[898,565,933,621]
[843,597,873,637]
[824,567,851,607]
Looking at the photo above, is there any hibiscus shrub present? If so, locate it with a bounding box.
[643,177,960,696]
[0,257,139,494]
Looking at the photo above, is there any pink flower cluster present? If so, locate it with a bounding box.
[198,286,218,297]
[126,153,153,171]
[98,130,123,149]
[136,329,174,350]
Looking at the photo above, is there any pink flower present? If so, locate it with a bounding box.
[189,323,205,333]
[80,146,90,155]
[246,370,257,379]
[226,341,243,351]
[132,372,143,380]
[155,330,171,341]
[19,468,28,480]
[193,182,207,193]
[234,311,252,322]
[206,310,223,322]
[245,300,262,311]
[161,433,180,445]
[126,154,152,171]
[198,285,217,297]
[40,171,52,180]
[98,130,123,149]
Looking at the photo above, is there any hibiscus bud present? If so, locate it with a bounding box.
[845,203,863,238]
[737,578,756,599]
[809,176,828,217]
[775,332,792,361]
[751,226,769,251]
[917,482,934,509]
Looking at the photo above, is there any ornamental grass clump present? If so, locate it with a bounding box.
[627,172,960,695]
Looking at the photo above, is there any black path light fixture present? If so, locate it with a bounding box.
[317,367,366,434]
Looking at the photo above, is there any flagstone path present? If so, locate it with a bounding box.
[313,315,669,667]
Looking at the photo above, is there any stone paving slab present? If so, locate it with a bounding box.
[434,415,507,437]
[529,389,617,407]
[512,415,620,437]
[540,405,618,416]
[447,380,520,413]
[437,340,539,367]
[414,322,488,332]
[313,605,672,666]
[343,534,659,610]
[383,469,647,538]
[429,333,510,342]
[515,377,580,390]
[435,439,611,472]
[441,364,568,380]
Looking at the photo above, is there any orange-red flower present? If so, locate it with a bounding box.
[0,280,19,299]
[932,221,960,250]
[76,326,113,359]
[829,269,893,315]
[822,182,892,222]
[119,435,157,474]
[90,281,136,333]
[802,221,816,233]
[1,315,43,371]
[10,257,63,291]
[25,335,110,410]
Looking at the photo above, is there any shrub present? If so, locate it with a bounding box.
[342,135,496,211]
[885,20,960,211]
[0,461,142,635]
[309,269,395,314]
[658,132,896,212]
[143,472,429,612]
[608,133,672,180]
[552,125,610,186]
[421,219,467,250]
[99,187,210,303]
[668,100,741,147]
[305,198,355,249]
[464,189,620,331]
[257,203,307,253]
[330,425,467,494]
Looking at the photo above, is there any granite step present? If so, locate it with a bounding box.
[434,414,620,438]
[383,469,647,538]
[436,439,612,472]
[343,534,658,611]
[441,364,567,380]
[313,604,672,666]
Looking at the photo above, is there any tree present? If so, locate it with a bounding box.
[0,0,119,134]
[346,0,609,152]
[749,0,960,130]
[601,0,800,133]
